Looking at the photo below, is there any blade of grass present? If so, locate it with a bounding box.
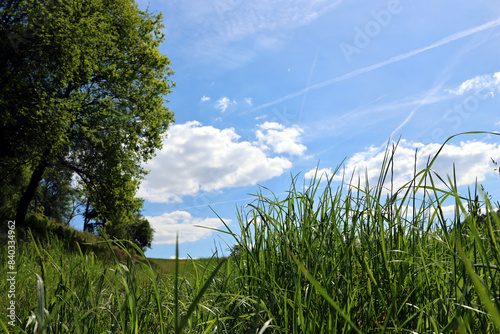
[175,234,179,334]
[35,273,46,334]
[0,319,10,334]
[457,243,500,330]
[289,251,362,334]
[177,258,227,332]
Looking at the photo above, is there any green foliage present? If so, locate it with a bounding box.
[0,163,31,219]
[34,167,81,225]
[126,214,155,251]
[0,0,174,247]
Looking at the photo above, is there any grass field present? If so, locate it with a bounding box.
[1,133,500,333]
[148,258,199,276]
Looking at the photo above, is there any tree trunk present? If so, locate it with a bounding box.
[83,199,90,232]
[15,159,47,226]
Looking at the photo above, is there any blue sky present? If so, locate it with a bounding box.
[133,0,500,259]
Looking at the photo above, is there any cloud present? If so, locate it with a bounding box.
[201,95,211,102]
[163,1,342,68]
[244,97,253,106]
[138,121,293,203]
[206,0,342,46]
[304,167,335,180]
[254,122,306,156]
[447,72,500,96]
[147,211,228,244]
[332,140,500,192]
[215,97,235,112]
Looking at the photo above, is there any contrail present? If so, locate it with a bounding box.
[249,17,500,113]
[298,49,319,123]
[388,84,444,140]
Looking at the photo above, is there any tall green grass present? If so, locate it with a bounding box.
[1,132,499,333]
[222,133,500,333]
[0,230,229,333]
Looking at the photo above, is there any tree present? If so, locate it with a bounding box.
[126,213,155,251]
[33,167,80,225]
[0,0,174,247]
[80,196,153,251]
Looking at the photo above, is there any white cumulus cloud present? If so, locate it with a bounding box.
[245,97,253,106]
[216,97,235,112]
[147,211,228,244]
[304,168,335,181]
[254,122,306,156]
[201,95,210,102]
[331,140,500,192]
[138,121,293,203]
[447,71,500,96]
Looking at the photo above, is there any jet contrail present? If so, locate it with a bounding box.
[249,17,500,113]
[388,83,445,140]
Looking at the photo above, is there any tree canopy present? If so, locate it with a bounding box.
[0,0,174,249]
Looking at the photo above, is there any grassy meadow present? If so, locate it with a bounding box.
[1,135,500,333]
